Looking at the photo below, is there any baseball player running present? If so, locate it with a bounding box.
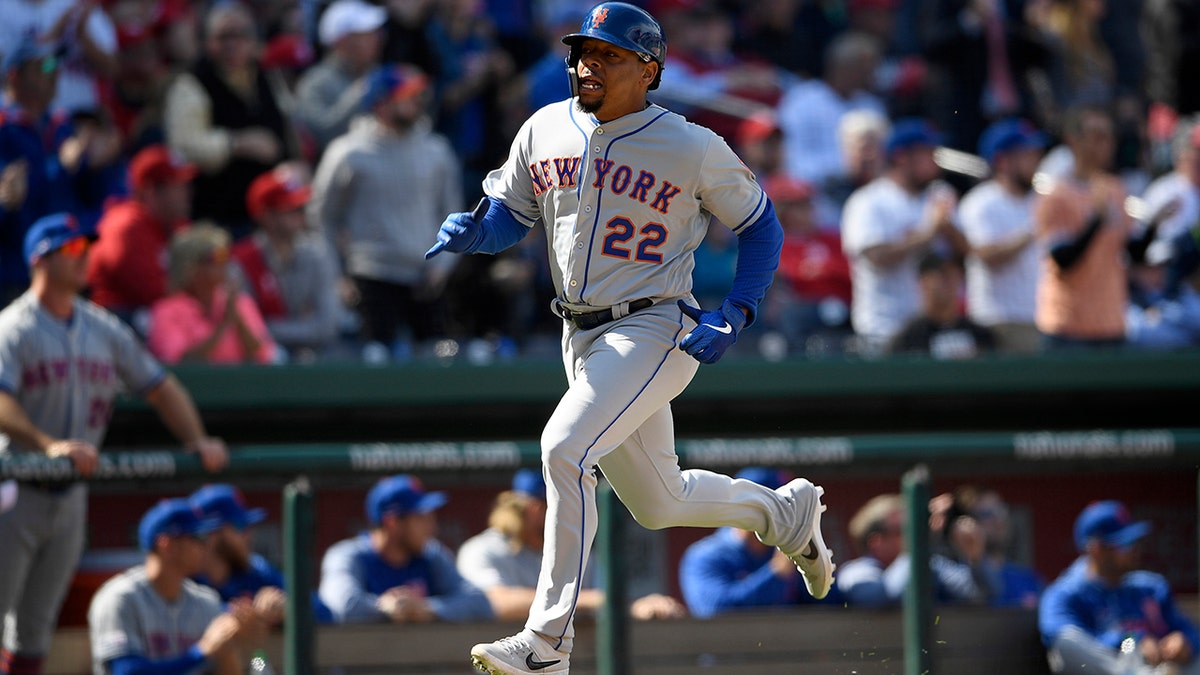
[426,4,834,673]
[0,213,228,675]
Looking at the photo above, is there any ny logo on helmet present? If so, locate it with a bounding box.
[591,7,609,28]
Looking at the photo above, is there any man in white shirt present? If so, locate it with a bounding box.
[841,118,966,354]
[778,31,887,188]
[1141,121,1200,266]
[957,118,1047,353]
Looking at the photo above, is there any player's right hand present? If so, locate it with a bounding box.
[45,440,100,477]
[425,198,490,259]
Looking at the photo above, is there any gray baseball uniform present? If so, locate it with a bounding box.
[87,565,223,675]
[0,291,165,657]
[476,99,801,653]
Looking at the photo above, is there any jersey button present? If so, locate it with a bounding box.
[569,280,578,287]
[593,147,600,153]
[584,205,592,212]
[596,128,604,135]
[576,242,584,249]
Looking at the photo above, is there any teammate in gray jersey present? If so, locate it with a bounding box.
[426,4,835,673]
[0,213,228,675]
[88,498,264,675]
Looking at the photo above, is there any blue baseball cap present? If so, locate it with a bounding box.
[1073,500,1151,551]
[189,484,267,530]
[366,474,447,525]
[361,64,428,110]
[23,213,95,267]
[138,498,222,551]
[885,118,943,157]
[2,33,54,74]
[978,118,1048,163]
[736,466,791,491]
[512,468,547,501]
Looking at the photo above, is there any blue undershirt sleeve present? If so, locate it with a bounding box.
[107,645,207,675]
[472,198,532,255]
[726,199,784,327]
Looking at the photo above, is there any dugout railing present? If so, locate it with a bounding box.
[6,430,1200,674]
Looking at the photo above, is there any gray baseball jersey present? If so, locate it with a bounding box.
[0,292,166,453]
[483,100,767,308]
[88,565,222,674]
[474,98,808,655]
[0,291,165,659]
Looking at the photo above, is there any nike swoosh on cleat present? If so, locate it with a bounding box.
[801,541,820,560]
[702,321,733,334]
[525,653,562,671]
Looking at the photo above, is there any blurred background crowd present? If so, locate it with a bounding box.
[3,0,1200,365]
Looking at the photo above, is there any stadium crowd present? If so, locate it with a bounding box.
[1,0,1198,365]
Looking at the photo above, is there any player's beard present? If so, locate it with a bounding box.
[576,96,602,115]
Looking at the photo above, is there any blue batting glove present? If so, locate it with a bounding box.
[677,299,746,364]
[425,198,489,259]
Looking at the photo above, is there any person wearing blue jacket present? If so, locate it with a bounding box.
[318,474,492,624]
[1038,500,1200,674]
[679,468,842,618]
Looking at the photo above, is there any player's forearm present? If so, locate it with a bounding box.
[728,202,784,325]
[143,375,209,446]
[473,198,531,255]
[426,586,495,622]
[0,391,55,451]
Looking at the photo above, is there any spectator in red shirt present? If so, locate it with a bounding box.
[87,144,195,330]
[766,175,854,356]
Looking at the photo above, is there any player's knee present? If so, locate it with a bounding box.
[625,500,683,530]
[539,431,586,473]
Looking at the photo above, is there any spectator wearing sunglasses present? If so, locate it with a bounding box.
[147,223,277,365]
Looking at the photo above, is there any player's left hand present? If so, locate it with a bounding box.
[677,299,746,364]
[188,437,229,473]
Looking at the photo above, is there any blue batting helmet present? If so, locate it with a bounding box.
[561,2,666,91]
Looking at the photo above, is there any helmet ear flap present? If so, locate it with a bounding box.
[565,45,581,98]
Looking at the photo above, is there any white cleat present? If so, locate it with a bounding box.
[470,629,570,674]
[777,480,836,599]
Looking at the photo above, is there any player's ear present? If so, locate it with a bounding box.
[642,61,658,88]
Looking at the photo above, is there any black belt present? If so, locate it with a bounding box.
[560,298,654,330]
[20,479,78,495]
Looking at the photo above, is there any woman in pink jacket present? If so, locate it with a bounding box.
[148,223,277,365]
